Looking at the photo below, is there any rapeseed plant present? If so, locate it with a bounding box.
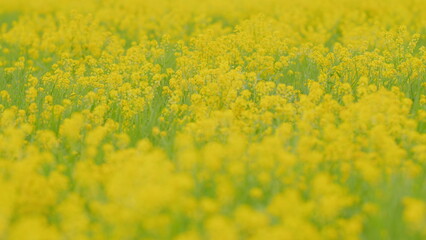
[0,0,425,239]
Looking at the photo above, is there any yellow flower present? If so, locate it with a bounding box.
[403,197,426,232]
[59,113,84,142]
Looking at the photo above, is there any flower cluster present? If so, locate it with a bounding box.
[0,0,425,239]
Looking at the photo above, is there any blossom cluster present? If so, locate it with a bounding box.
[0,0,425,239]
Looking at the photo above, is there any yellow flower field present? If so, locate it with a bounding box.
[0,0,425,239]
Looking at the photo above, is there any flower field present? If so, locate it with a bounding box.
[0,0,425,239]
